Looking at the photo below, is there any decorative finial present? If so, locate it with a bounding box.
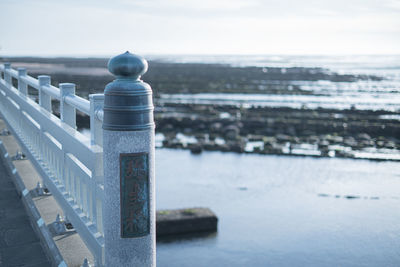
[107,51,148,79]
[103,51,154,131]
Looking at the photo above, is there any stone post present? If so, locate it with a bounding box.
[102,51,155,266]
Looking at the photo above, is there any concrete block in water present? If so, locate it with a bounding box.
[156,207,218,237]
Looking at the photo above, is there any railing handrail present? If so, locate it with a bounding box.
[0,63,105,266]
[0,64,99,117]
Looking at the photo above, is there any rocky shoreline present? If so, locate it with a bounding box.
[2,57,399,161]
[73,101,400,161]
[154,103,399,161]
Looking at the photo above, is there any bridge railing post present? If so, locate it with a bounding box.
[17,68,28,95]
[102,51,156,266]
[60,83,76,129]
[89,94,104,146]
[38,75,52,112]
[4,63,11,87]
[16,68,28,136]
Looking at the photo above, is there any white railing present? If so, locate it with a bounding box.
[0,63,105,266]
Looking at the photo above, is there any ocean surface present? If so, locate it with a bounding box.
[151,55,400,113]
[150,55,400,266]
[156,149,400,267]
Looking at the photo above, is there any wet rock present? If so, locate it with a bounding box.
[227,141,245,153]
[247,134,264,141]
[376,140,385,148]
[286,126,297,136]
[344,195,360,199]
[183,128,192,134]
[224,125,240,140]
[331,135,344,143]
[163,139,184,149]
[194,133,206,142]
[197,123,206,131]
[219,144,230,152]
[344,136,357,147]
[203,142,220,151]
[163,123,175,132]
[318,139,330,148]
[210,122,223,132]
[385,141,396,149]
[357,133,371,141]
[320,147,330,157]
[359,140,374,147]
[253,146,262,153]
[290,136,300,144]
[307,135,319,144]
[189,144,203,154]
[276,134,291,142]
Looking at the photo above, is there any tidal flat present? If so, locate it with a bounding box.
[2,56,399,161]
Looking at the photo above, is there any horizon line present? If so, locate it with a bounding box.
[2,53,400,59]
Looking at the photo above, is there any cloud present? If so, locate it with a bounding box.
[0,0,399,55]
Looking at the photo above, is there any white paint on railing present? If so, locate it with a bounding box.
[89,94,104,146]
[60,83,77,128]
[38,75,52,112]
[65,94,90,115]
[0,63,105,266]
[17,68,28,95]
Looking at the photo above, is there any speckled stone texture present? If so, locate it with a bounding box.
[103,129,156,267]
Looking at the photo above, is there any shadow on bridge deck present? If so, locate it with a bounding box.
[0,118,93,267]
[0,151,51,266]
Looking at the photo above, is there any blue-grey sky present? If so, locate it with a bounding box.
[1,0,400,56]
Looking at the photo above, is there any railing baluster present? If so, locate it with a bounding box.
[60,83,76,129]
[17,68,28,136]
[97,198,103,235]
[76,175,81,209]
[83,182,88,216]
[38,75,52,112]
[65,167,70,195]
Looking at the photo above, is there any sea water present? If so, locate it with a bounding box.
[156,149,400,267]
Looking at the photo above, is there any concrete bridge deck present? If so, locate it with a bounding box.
[0,118,93,267]
[0,151,51,266]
